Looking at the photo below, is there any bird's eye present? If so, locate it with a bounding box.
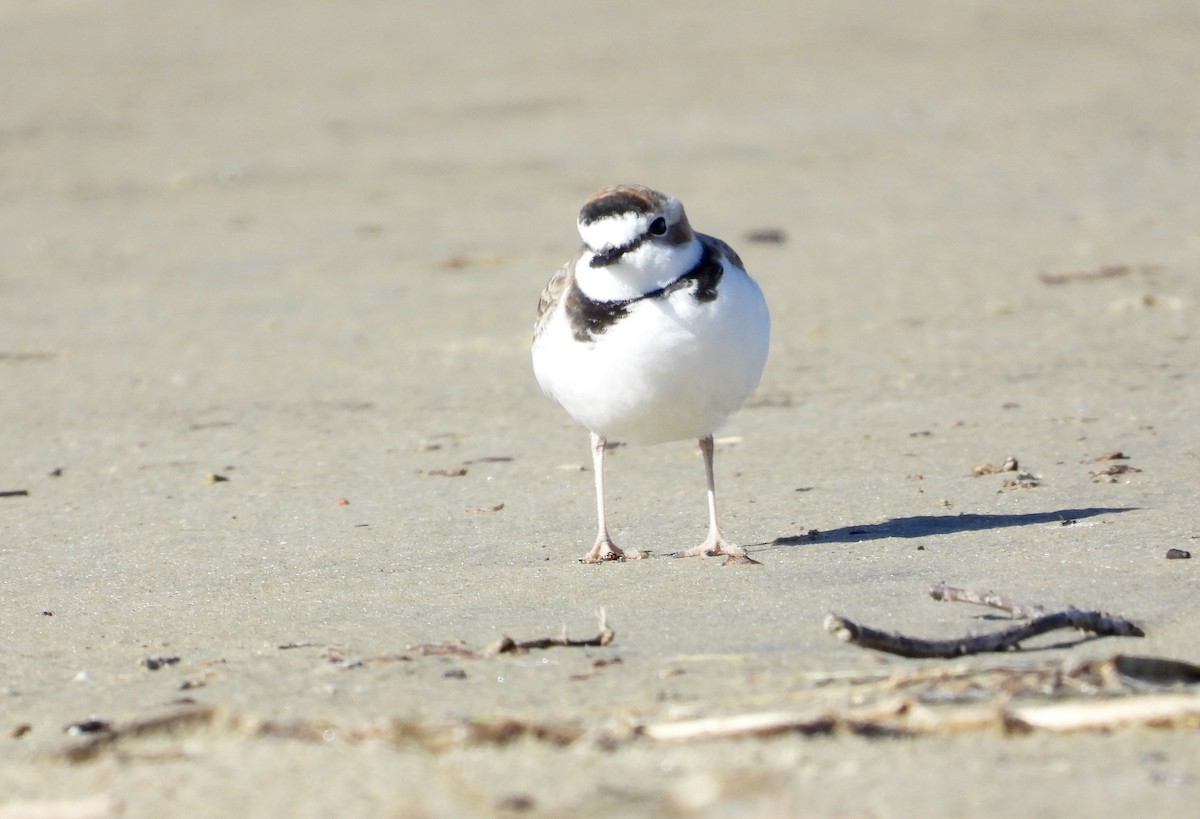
[648,217,667,236]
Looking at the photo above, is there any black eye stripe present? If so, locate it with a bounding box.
[589,233,650,267]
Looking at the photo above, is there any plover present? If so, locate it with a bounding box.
[532,185,770,565]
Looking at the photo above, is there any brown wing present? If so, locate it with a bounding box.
[533,251,581,341]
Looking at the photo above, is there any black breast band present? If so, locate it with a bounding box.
[567,241,725,342]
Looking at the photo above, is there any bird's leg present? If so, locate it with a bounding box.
[672,435,760,565]
[580,432,645,563]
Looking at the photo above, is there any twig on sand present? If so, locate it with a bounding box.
[410,610,614,658]
[483,610,614,657]
[826,584,1143,658]
[929,581,1048,619]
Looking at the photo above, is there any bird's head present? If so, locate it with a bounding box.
[577,185,694,269]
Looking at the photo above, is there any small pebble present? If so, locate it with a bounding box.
[744,227,787,244]
[143,656,181,671]
[66,719,112,736]
[496,793,536,812]
[1166,549,1191,560]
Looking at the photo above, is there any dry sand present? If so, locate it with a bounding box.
[2,1,1199,816]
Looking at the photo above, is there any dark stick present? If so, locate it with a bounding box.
[825,608,1143,659]
[929,582,1048,619]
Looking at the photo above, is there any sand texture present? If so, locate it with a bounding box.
[2,1,1199,816]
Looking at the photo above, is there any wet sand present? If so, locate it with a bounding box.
[2,1,1199,816]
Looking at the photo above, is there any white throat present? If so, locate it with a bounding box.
[574,238,703,302]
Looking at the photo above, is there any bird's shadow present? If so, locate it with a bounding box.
[759,507,1136,548]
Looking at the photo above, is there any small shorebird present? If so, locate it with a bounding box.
[532,185,770,564]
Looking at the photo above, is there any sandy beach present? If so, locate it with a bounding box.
[2,1,1199,816]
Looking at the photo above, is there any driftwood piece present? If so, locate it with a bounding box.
[1006,694,1200,732]
[826,597,1143,659]
[642,711,839,741]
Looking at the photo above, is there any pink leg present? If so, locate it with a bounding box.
[672,435,759,565]
[580,432,646,563]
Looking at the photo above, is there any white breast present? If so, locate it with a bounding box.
[532,264,769,445]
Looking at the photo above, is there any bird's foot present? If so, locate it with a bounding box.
[671,539,761,565]
[579,538,648,564]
